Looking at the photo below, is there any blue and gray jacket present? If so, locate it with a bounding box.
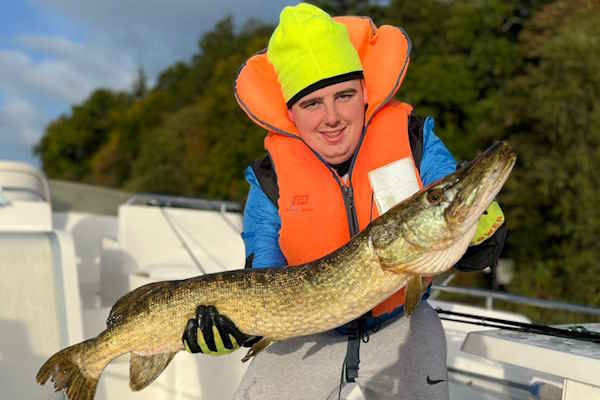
[240,115,507,329]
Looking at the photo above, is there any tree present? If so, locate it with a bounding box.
[383,0,542,159]
[89,90,171,187]
[309,0,384,18]
[120,17,272,200]
[492,0,600,312]
[35,89,132,181]
[132,67,148,99]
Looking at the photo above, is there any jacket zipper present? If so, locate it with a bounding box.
[342,185,360,238]
[292,122,367,240]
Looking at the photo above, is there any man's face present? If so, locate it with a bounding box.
[288,79,367,165]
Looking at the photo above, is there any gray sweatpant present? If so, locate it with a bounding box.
[233,301,449,400]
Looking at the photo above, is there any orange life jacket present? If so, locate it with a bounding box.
[235,16,431,317]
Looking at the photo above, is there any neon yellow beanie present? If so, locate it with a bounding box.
[267,3,363,107]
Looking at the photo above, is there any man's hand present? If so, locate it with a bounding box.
[471,201,504,245]
[455,200,507,272]
[182,305,256,355]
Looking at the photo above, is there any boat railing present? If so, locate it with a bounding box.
[126,193,242,213]
[432,285,600,316]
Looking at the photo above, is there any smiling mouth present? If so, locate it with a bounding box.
[320,127,346,139]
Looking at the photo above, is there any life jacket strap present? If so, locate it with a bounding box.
[343,314,370,382]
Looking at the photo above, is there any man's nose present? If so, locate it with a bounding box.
[324,102,340,127]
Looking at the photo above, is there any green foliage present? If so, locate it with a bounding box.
[132,67,148,99]
[309,0,385,18]
[385,0,527,158]
[34,1,600,317]
[109,17,271,200]
[35,89,132,181]
[89,90,172,187]
[36,16,272,199]
[494,0,600,308]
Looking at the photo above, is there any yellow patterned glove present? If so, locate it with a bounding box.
[471,201,505,246]
[182,305,248,356]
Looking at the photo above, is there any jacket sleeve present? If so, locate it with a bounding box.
[418,116,456,186]
[241,166,287,269]
[419,116,507,272]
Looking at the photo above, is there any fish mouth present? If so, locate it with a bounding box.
[445,141,516,231]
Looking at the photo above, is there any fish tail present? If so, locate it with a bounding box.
[36,338,106,400]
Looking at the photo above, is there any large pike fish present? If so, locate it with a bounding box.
[37,142,516,400]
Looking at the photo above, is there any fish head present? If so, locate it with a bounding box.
[369,141,516,275]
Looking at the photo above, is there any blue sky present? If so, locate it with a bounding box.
[0,0,296,165]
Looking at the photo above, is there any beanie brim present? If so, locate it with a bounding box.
[286,70,364,108]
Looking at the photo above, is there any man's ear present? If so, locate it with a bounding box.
[361,80,368,105]
[287,109,295,124]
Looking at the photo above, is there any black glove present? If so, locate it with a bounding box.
[182,305,259,355]
[455,222,508,272]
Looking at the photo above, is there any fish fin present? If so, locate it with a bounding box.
[129,352,177,391]
[404,275,424,316]
[241,338,274,362]
[37,339,103,400]
[107,281,179,328]
[379,259,413,274]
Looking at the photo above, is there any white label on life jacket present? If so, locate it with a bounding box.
[368,158,420,214]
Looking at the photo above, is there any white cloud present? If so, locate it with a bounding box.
[0,35,138,164]
[0,100,45,145]
[1,36,136,104]
[34,0,292,78]
[19,35,135,84]
[1,0,295,165]
[0,99,47,163]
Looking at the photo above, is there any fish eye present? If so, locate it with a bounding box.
[427,189,444,204]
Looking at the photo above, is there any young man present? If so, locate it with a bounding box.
[182,3,507,399]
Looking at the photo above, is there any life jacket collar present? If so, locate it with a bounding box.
[234,17,411,137]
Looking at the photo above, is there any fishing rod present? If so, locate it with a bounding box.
[435,308,600,344]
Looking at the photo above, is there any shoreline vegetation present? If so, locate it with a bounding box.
[34,0,600,324]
